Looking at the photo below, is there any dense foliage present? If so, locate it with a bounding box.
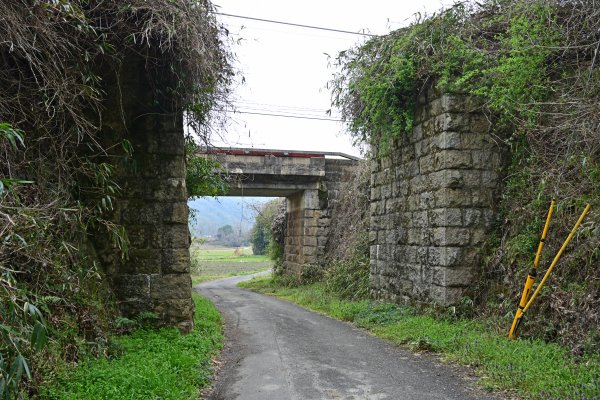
[268,199,287,266]
[0,0,231,397]
[331,0,599,352]
[249,199,285,256]
[185,142,228,198]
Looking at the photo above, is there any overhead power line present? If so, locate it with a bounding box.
[232,104,341,119]
[214,12,378,37]
[226,109,343,122]
[238,107,340,119]
[233,100,331,113]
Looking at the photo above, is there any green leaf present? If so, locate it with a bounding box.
[0,324,17,336]
[23,302,44,322]
[9,356,23,382]
[20,356,31,381]
[31,322,47,351]
[0,123,25,150]
[0,178,34,194]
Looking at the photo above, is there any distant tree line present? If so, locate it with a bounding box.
[215,224,247,247]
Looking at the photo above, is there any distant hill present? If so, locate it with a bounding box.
[188,197,275,237]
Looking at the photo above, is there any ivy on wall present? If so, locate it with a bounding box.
[332,1,562,152]
[332,0,600,353]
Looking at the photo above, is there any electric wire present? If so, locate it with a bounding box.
[211,13,354,123]
[230,105,341,119]
[214,12,378,37]
[236,108,340,119]
[225,109,343,122]
[230,99,341,117]
[232,100,331,113]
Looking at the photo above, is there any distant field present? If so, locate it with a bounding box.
[193,246,270,262]
[191,244,272,284]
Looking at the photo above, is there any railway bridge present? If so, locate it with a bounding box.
[200,147,359,272]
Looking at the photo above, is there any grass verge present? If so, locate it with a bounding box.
[38,292,222,400]
[192,266,271,285]
[240,276,600,399]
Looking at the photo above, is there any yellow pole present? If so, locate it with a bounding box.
[508,200,555,339]
[522,203,591,314]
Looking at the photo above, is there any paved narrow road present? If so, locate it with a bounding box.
[196,275,499,400]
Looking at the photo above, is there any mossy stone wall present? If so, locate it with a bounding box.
[370,86,507,305]
[94,51,194,332]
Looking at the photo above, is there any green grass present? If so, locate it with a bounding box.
[192,246,270,262]
[191,265,271,285]
[38,292,223,400]
[191,245,272,284]
[240,276,600,399]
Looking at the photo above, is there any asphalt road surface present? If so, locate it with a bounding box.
[196,275,500,400]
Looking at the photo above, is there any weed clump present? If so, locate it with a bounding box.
[39,293,223,400]
[321,160,371,299]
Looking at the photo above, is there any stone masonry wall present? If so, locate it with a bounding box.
[95,51,194,332]
[370,86,506,306]
[283,159,358,275]
[283,191,301,271]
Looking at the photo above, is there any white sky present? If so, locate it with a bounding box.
[211,0,453,157]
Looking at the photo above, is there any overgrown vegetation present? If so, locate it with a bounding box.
[0,0,231,397]
[249,199,285,256]
[268,199,286,269]
[241,277,600,399]
[185,142,228,198]
[322,160,370,299]
[331,0,599,353]
[38,292,223,400]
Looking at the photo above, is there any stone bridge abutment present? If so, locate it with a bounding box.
[93,51,504,331]
[370,86,507,306]
[93,50,194,331]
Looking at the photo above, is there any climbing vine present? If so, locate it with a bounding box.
[332,0,600,353]
[332,1,563,150]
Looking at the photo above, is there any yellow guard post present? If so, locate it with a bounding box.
[508,200,555,339]
[521,204,591,315]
